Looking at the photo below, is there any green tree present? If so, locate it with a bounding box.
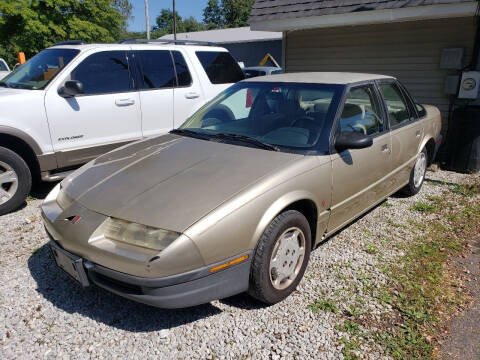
[182,16,205,33]
[0,0,127,66]
[153,8,183,35]
[221,0,254,28]
[203,0,223,29]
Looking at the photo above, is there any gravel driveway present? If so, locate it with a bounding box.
[0,170,477,359]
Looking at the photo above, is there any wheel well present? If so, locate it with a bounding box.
[283,199,318,249]
[424,138,436,166]
[0,134,40,179]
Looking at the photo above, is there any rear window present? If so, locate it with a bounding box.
[172,51,192,87]
[196,51,244,84]
[0,61,8,71]
[136,50,175,89]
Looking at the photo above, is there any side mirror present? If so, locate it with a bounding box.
[335,132,373,151]
[58,80,84,98]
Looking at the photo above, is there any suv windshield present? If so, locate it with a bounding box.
[178,82,342,151]
[0,48,79,90]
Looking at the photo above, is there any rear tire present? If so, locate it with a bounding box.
[0,147,32,215]
[248,210,311,304]
[401,147,428,197]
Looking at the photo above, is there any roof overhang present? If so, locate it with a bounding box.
[250,2,478,32]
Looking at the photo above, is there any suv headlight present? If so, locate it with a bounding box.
[102,218,180,251]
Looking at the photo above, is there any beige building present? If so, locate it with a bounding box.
[250,0,479,118]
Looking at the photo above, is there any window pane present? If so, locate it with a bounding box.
[1,49,79,89]
[196,51,244,84]
[0,61,8,71]
[136,50,175,89]
[380,83,410,126]
[181,82,340,149]
[339,86,384,136]
[71,51,131,95]
[172,51,192,87]
[415,103,427,117]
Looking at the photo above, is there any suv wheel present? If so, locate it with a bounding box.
[401,147,428,196]
[248,210,311,304]
[0,147,32,215]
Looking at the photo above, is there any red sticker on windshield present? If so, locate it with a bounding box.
[246,88,253,108]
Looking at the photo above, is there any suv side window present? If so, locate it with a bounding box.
[379,82,411,127]
[136,50,175,90]
[339,85,385,136]
[196,51,245,84]
[172,51,192,87]
[70,51,132,95]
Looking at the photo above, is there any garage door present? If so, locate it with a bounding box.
[285,17,476,117]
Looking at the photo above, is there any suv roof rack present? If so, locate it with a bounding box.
[53,40,87,46]
[117,39,217,46]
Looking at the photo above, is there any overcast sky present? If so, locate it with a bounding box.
[128,0,209,32]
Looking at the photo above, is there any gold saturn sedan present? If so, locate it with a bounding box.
[42,73,442,308]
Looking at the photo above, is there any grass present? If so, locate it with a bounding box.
[310,178,480,359]
[376,186,480,359]
[308,299,339,314]
[410,200,437,212]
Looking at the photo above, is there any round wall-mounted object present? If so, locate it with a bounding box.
[462,78,476,91]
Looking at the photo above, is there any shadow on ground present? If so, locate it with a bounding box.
[28,243,223,332]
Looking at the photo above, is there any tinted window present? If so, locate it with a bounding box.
[0,49,79,90]
[0,61,8,71]
[196,51,244,84]
[339,85,384,136]
[136,50,175,89]
[172,51,192,87]
[380,83,410,127]
[180,82,341,150]
[70,51,131,95]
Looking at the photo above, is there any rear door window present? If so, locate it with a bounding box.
[172,51,192,87]
[70,51,132,95]
[339,85,385,136]
[196,51,244,84]
[379,83,411,127]
[136,50,175,90]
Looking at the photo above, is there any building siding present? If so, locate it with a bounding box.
[285,17,476,116]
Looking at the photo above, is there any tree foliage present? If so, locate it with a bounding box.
[0,0,129,66]
[221,0,254,28]
[152,9,205,37]
[203,0,223,29]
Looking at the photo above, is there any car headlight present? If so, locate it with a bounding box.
[103,217,180,251]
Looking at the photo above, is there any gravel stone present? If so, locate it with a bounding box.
[0,169,478,359]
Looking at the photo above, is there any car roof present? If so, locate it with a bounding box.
[48,43,229,52]
[243,72,395,84]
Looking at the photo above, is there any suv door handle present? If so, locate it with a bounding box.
[381,144,391,153]
[115,98,135,107]
[185,92,200,99]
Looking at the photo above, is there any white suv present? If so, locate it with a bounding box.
[0,40,244,215]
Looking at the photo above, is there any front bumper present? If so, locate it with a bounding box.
[49,240,252,309]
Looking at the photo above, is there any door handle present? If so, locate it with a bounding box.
[381,144,390,153]
[115,98,135,107]
[416,130,422,137]
[185,92,200,99]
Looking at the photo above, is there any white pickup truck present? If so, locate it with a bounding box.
[0,40,245,215]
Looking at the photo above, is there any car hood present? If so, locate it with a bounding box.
[64,134,301,232]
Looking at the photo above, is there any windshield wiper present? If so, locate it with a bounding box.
[170,128,211,140]
[213,133,280,152]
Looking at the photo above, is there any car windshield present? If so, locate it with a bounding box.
[0,49,79,90]
[178,82,342,151]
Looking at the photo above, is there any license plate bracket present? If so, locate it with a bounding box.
[50,243,90,287]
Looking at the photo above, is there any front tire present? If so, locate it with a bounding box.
[0,147,32,215]
[401,147,428,196]
[248,210,311,304]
